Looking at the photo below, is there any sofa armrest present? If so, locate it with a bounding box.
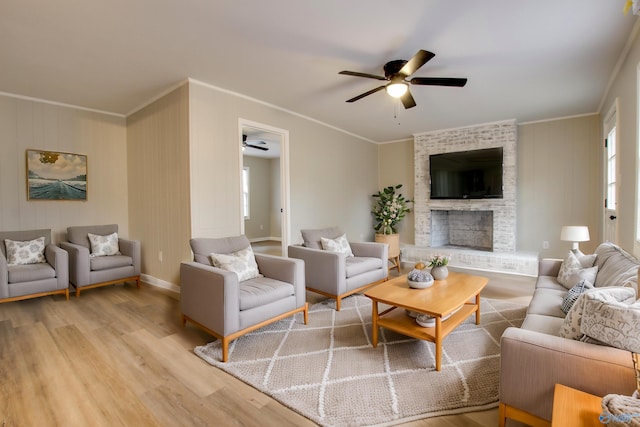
[350,241,389,261]
[60,242,90,287]
[119,238,141,275]
[46,244,68,289]
[288,245,346,295]
[180,262,240,336]
[500,326,636,422]
[0,251,7,299]
[538,258,562,277]
[255,254,305,308]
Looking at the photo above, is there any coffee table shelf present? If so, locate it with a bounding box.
[377,303,477,341]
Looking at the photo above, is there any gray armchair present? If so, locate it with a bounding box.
[60,224,140,297]
[0,229,69,303]
[180,235,308,362]
[288,226,388,310]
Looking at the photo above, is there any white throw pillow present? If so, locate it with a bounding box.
[321,234,354,257]
[557,251,597,289]
[88,232,121,257]
[564,266,598,289]
[209,246,261,282]
[558,287,637,340]
[4,237,46,266]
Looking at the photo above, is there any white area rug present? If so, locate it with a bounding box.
[194,295,526,427]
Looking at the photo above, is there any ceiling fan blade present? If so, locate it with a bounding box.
[410,77,468,87]
[346,85,386,103]
[339,70,387,81]
[398,50,435,77]
[400,90,416,109]
[247,144,268,151]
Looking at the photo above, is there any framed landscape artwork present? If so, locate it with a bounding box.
[26,149,87,201]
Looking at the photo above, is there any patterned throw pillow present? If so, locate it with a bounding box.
[580,298,640,353]
[559,287,637,340]
[320,234,354,257]
[561,279,593,314]
[557,251,597,289]
[209,246,261,282]
[88,232,121,257]
[4,237,46,266]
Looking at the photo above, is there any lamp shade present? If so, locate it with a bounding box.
[386,82,408,98]
[560,226,590,242]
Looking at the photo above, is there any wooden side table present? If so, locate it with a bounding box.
[551,384,603,427]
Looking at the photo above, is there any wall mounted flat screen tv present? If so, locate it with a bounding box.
[429,147,503,199]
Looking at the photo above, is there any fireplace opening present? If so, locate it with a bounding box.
[430,210,493,251]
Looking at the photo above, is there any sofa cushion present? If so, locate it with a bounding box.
[4,237,46,266]
[527,288,568,318]
[90,255,133,272]
[535,275,567,291]
[239,277,294,311]
[520,313,565,336]
[345,256,382,278]
[88,232,121,257]
[301,227,343,249]
[561,279,594,314]
[210,246,260,282]
[7,263,56,283]
[558,287,637,340]
[321,234,353,257]
[593,243,639,289]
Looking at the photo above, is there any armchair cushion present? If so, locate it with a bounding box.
[88,232,121,256]
[301,226,343,249]
[345,256,383,278]
[4,237,46,265]
[8,263,56,283]
[239,277,295,311]
[321,234,353,257]
[209,246,261,282]
[90,255,134,272]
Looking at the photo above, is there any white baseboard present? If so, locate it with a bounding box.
[140,274,180,295]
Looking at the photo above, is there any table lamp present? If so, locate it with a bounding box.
[560,225,590,252]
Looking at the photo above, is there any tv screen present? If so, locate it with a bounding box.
[429,147,503,199]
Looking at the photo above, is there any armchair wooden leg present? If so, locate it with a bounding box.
[222,338,230,363]
[181,314,187,327]
[135,277,140,289]
[498,402,506,427]
[65,288,69,300]
[303,302,309,324]
[335,297,341,311]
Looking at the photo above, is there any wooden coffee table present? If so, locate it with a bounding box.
[364,271,488,371]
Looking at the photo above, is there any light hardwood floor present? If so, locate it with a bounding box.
[0,266,535,426]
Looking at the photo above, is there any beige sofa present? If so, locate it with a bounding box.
[499,242,639,427]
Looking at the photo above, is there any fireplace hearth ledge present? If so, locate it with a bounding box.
[401,245,538,277]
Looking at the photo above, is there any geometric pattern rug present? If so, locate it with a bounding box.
[194,295,526,427]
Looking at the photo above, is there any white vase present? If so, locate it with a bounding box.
[431,266,448,280]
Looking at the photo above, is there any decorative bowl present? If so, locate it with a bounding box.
[408,278,434,289]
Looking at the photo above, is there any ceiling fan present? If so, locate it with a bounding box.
[338,49,467,109]
[242,134,269,151]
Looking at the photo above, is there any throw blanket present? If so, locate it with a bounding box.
[601,394,640,426]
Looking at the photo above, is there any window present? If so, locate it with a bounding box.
[242,167,250,219]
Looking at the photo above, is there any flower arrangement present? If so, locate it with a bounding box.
[371,184,412,235]
[428,255,450,268]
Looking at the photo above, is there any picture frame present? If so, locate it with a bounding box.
[26,149,87,201]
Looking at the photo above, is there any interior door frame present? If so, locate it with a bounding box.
[238,118,291,256]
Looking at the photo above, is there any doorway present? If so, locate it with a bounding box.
[239,119,290,256]
[603,100,618,244]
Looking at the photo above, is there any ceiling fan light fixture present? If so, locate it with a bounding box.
[386,82,408,98]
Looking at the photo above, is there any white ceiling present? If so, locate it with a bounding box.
[1,1,638,143]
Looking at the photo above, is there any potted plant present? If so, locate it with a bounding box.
[371,184,412,266]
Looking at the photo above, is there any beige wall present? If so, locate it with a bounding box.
[0,94,128,243]
[189,80,379,248]
[600,22,640,255]
[127,84,191,285]
[377,138,415,245]
[518,115,601,258]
